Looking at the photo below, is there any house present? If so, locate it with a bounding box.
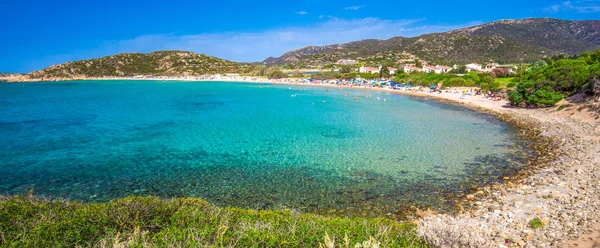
[466,63,482,72]
[435,65,453,73]
[404,65,422,73]
[485,63,499,69]
[423,65,441,74]
[359,66,379,74]
[388,67,398,75]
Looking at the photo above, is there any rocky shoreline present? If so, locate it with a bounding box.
[417,102,600,247]
[5,77,599,247]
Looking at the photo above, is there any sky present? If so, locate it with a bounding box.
[1,0,599,73]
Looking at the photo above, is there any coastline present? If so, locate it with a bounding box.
[6,77,600,247]
[406,93,599,247]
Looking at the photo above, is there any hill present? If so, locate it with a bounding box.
[25,51,255,80]
[263,18,600,67]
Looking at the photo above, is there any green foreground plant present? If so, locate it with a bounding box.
[0,195,427,247]
[529,217,545,229]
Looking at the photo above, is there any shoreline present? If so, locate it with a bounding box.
[5,77,600,246]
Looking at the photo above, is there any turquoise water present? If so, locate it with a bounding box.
[0,81,527,216]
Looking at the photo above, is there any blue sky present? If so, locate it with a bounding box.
[1,0,599,72]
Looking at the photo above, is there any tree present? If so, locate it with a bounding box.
[415,60,423,68]
[492,68,511,78]
[509,81,564,107]
[268,70,288,79]
[451,65,467,74]
[379,66,390,79]
[357,62,366,72]
[446,77,468,87]
[339,65,352,74]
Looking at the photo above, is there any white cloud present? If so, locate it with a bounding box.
[27,18,482,71]
[345,5,366,10]
[296,11,307,15]
[544,0,600,13]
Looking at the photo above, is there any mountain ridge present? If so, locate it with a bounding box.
[262,18,600,66]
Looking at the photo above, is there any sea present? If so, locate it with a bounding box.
[0,80,529,216]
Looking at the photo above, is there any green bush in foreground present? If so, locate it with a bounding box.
[0,195,427,247]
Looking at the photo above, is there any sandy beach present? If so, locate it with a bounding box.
[310,82,600,247]
[5,76,600,247]
[226,78,600,247]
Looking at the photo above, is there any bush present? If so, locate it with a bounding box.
[268,70,288,79]
[509,90,524,106]
[529,217,545,229]
[508,83,564,107]
[526,89,564,106]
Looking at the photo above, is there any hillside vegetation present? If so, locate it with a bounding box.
[509,50,600,107]
[27,51,258,79]
[264,18,600,67]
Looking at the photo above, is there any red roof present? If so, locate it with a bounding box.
[362,66,378,71]
[436,65,452,69]
[388,67,397,71]
[404,65,422,71]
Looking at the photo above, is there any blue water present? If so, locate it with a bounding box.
[0,81,527,216]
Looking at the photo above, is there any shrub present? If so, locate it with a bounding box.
[509,80,564,107]
[509,90,525,106]
[529,217,545,229]
[526,89,564,107]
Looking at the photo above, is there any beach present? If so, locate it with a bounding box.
[4,76,600,247]
[278,79,600,247]
[403,90,599,247]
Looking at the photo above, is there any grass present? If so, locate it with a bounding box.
[0,195,427,247]
[494,77,518,88]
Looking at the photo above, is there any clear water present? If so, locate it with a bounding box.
[0,81,526,216]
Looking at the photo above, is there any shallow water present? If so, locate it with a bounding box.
[0,81,527,216]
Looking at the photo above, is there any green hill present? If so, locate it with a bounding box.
[263,18,600,67]
[27,51,254,79]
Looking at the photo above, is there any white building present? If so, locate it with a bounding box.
[423,65,442,73]
[435,65,453,73]
[404,65,422,73]
[387,67,398,75]
[485,63,499,69]
[466,63,483,72]
[359,66,379,74]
